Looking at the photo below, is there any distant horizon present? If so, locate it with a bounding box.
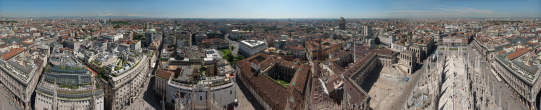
[1,0,540,18]
[2,16,540,19]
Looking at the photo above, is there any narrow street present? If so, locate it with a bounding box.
[126,32,166,110]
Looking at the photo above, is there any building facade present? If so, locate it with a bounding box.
[104,55,151,110]
[0,47,48,110]
[398,50,417,74]
[154,69,172,99]
[167,77,236,110]
[34,51,104,110]
[239,40,268,57]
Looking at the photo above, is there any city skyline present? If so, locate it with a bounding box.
[1,0,540,18]
[2,2,541,109]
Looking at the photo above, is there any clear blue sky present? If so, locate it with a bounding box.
[1,0,540,18]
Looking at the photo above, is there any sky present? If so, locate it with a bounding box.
[0,0,540,18]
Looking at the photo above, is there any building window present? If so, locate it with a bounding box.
[200,96,202,100]
[230,90,232,95]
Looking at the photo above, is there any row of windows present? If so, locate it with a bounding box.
[112,65,148,108]
[0,72,23,98]
[493,62,530,99]
[36,94,102,109]
[114,58,148,88]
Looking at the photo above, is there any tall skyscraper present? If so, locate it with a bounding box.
[338,17,346,30]
[362,25,371,37]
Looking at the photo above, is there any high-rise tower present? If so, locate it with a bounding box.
[338,17,346,30]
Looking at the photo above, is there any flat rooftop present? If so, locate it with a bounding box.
[0,48,43,84]
[240,40,265,47]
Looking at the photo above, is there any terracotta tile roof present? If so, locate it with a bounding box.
[286,45,305,51]
[344,78,368,105]
[343,52,377,77]
[238,54,310,109]
[289,64,310,95]
[239,62,288,109]
[507,48,530,60]
[124,40,138,44]
[156,69,173,80]
[201,38,224,43]
[325,74,343,93]
[1,48,25,60]
[238,55,288,109]
[373,48,394,56]
[498,50,505,55]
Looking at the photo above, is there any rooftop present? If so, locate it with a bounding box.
[156,69,173,80]
[240,40,265,47]
[1,48,25,60]
[238,54,310,109]
[0,50,43,84]
[492,35,541,84]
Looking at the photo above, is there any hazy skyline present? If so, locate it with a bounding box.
[1,0,540,18]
